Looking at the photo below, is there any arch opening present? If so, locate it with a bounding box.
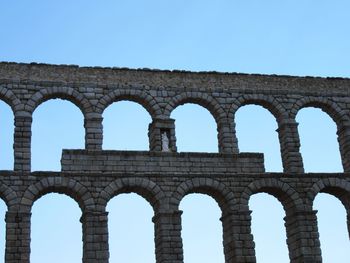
[293,100,344,128]
[31,99,84,171]
[179,193,224,263]
[28,88,91,117]
[98,91,158,119]
[107,193,155,263]
[103,101,152,151]
[313,193,350,262]
[235,105,283,172]
[296,107,342,172]
[171,103,218,152]
[249,193,289,263]
[31,193,82,263]
[0,100,14,170]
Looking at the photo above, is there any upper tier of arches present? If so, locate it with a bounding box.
[2,84,349,124]
[1,79,350,173]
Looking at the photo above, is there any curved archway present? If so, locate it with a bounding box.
[240,178,303,215]
[307,178,350,211]
[0,100,14,170]
[26,86,93,117]
[102,101,152,150]
[165,92,225,124]
[101,178,163,263]
[249,193,289,263]
[171,178,233,263]
[97,89,160,119]
[98,177,165,212]
[229,95,287,123]
[107,193,155,263]
[0,86,22,113]
[296,107,342,172]
[0,182,18,210]
[314,193,350,262]
[291,98,347,127]
[180,193,224,263]
[235,105,283,172]
[171,178,235,212]
[20,177,95,213]
[31,99,84,171]
[31,193,82,263]
[171,103,218,152]
[241,179,303,263]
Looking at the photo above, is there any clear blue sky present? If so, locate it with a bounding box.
[0,1,350,262]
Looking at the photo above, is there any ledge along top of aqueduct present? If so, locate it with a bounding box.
[0,61,350,263]
[1,61,350,93]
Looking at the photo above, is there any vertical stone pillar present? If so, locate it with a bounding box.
[14,112,32,172]
[284,210,322,263]
[276,119,304,173]
[152,210,183,263]
[148,119,177,152]
[84,113,103,150]
[5,211,31,263]
[337,123,350,172]
[218,118,239,154]
[221,209,256,263]
[81,211,109,263]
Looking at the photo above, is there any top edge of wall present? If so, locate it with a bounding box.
[0,61,348,80]
[1,61,350,94]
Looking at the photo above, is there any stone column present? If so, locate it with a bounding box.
[148,119,177,152]
[337,123,350,172]
[81,211,109,263]
[152,210,183,263]
[84,113,103,150]
[221,209,256,263]
[284,210,322,263]
[5,211,31,263]
[276,119,304,173]
[14,112,32,172]
[218,118,239,154]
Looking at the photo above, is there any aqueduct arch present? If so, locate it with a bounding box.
[0,62,349,262]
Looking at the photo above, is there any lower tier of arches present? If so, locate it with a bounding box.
[0,171,349,263]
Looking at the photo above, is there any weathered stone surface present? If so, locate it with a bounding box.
[0,62,350,263]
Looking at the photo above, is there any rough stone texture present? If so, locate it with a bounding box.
[61,150,264,174]
[0,62,350,262]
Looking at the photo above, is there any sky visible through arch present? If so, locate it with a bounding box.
[0,1,350,262]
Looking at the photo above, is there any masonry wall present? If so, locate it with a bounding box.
[0,62,350,263]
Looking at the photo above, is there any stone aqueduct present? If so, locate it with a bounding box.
[0,62,350,263]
